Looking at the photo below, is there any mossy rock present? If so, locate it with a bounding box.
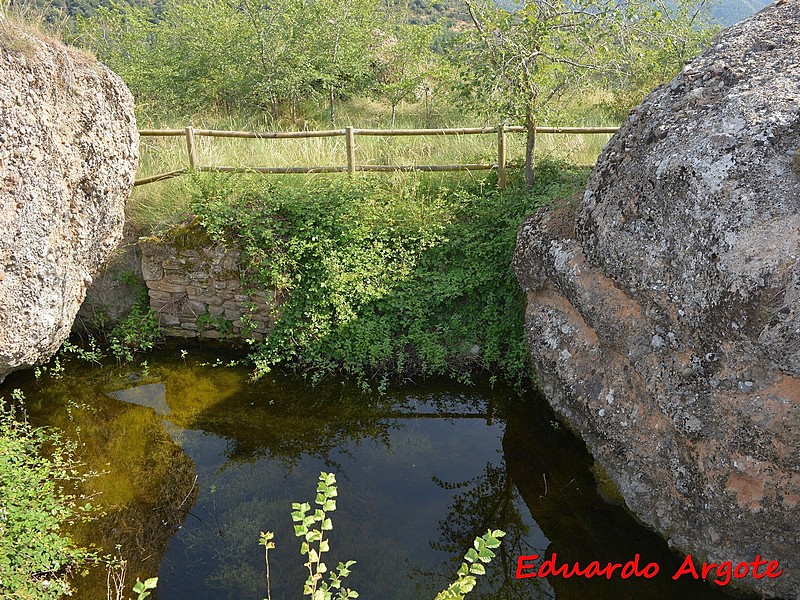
[144,215,215,252]
[592,461,627,506]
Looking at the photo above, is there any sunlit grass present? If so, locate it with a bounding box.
[129,100,618,231]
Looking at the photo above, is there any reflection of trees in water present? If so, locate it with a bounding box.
[161,363,400,471]
[423,462,553,600]
[12,349,538,599]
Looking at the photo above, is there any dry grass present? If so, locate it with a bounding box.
[129,106,615,231]
[0,0,70,47]
[0,12,41,56]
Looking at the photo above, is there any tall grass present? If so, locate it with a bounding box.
[129,100,616,232]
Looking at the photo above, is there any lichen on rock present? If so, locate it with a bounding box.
[513,2,800,598]
[0,17,138,381]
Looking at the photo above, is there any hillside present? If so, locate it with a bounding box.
[712,0,772,25]
[15,0,772,28]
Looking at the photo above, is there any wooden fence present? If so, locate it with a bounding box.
[134,125,619,188]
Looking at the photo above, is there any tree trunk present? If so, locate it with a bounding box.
[391,104,397,128]
[329,88,336,124]
[524,108,536,190]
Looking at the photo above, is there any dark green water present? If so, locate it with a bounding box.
[3,347,734,600]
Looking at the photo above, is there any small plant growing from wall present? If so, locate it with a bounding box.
[109,275,162,361]
[197,308,234,338]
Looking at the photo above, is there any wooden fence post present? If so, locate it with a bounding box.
[345,126,356,175]
[185,127,198,169]
[497,124,507,189]
[134,125,619,186]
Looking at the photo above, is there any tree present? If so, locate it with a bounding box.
[373,22,441,126]
[459,0,715,188]
[239,0,379,123]
[75,0,380,121]
[609,0,718,112]
[74,0,253,112]
[310,0,379,124]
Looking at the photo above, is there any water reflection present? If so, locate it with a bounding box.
[3,347,735,599]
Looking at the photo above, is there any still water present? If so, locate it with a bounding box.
[3,347,733,599]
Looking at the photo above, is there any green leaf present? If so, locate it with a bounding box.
[469,563,486,575]
[477,548,496,562]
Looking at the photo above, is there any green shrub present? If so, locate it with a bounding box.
[0,392,90,599]
[108,278,163,362]
[191,164,588,389]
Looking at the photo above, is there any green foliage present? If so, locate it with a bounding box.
[263,472,504,600]
[197,309,233,337]
[372,22,443,125]
[49,0,727,127]
[73,0,381,118]
[602,0,718,116]
[60,337,106,365]
[0,392,90,599]
[290,472,358,600]
[260,473,357,600]
[457,0,715,122]
[191,167,587,389]
[434,529,506,600]
[132,576,158,599]
[454,0,716,184]
[73,0,253,111]
[108,279,162,362]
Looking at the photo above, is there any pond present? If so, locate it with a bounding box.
[2,346,733,600]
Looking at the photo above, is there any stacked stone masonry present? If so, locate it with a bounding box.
[139,238,276,341]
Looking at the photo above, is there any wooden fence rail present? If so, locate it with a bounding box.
[134,125,619,188]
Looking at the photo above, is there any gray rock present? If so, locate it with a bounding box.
[75,223,144,331]
[0,18,138,381]
[513,2,800,598]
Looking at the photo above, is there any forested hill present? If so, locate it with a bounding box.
[711,0,772,25]
[405,0,772,27]
[23,0,773,26]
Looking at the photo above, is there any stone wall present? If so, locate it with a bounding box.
[138,232,276,341]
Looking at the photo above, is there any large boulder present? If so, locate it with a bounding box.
[0,18,138,381]
[513,2,799,598]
